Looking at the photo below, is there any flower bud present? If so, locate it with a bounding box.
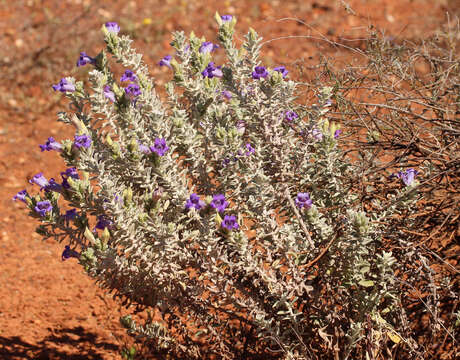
[127,138,138,153]
[66,176,79,190]
[106,134,113,146]
[138,213,148,223]
[101,227,110,244]
[248,28,258,42]
[123,187,133,206]
[216,127,226,140]
[215,12,223,27]
[215,212,223,227]
[84,226,96,244]
[112,83,124,98]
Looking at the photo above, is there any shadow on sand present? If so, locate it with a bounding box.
[0,326,119,359]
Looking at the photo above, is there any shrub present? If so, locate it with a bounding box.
[15,14,439,359]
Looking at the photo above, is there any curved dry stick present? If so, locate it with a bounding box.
[302,226,343,270]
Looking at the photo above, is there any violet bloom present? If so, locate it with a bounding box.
[201,62,223,78]
[311,128,323,141]
[114,194,124,205]
[236,120,246,134]
[35,200,53,217]
[64,208,78,221]
[273,66,288,78]
[334,129,342,139]
[158,55,172,68]
[39,137,62,152]
[199,41,219,54]
[105,22,120,34]
[222,158,231,167]
[125,83,141,97]
[120,69,137,82]
[210,194,229,213]
[74,134,92,149]
[52,78,75,93]
[221,215,239,231]
[61,167,79,181]
[222,90,232,99]
[138,142,151,154]
[245,143,255,156]
[30,172,50,189]
[95,215,112,230]
[62,245,80,261]
[61,167,79,189]
[252,66,269,80]
[394,168,419,186]
[284,110,299,123]
[76,52,95,67]
[150,138,169,156]
[103,85,115,102]
[44,178,63,193]
[221,15,233,22]
[13,189,28,203]
[185,193,205,210]
[295,192,312,209]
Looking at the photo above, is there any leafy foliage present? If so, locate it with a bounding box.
[15,15,455,360]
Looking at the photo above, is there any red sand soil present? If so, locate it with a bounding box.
[0,0,457,358]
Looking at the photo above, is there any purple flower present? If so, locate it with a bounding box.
[245,143,255,156]
[221,215,239,230]
[158,55,172,68]
[35,200,53,217]
[30,172,50,189]
[114,194,124,205]
[44,178,63,193]
[199,41,219,54]
[273,66,288,78]
[61,167,79,179]
[185,193,205,210]
[210,194,229,213]
[394,168,419,186]
[39,137,62,152]
[61,168,79,179]
[13,189,28,203]
[295,192,312,209]
[105,22,120,34]
[138,142,151,154]
[311,128,323,141]
[74,134,92,149]
[103,85,115,102]
[152,187,163,203]
[284,110,299,123]
[76,52,95,67]
[61,168,79,189]
[334,129,342,139]
[120,69,137,82]
[95,215,112,230]
[201,62,223,78]
[222,158,231,167]
[150,138,169,156]
[125,83,141,97]
[62,245,80,261]
[52,78,75,93]
[236,120,246,134]
[64,208,78,221]
[221,15,233,22]
[252,66,269,80]
[222,90,232,99]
